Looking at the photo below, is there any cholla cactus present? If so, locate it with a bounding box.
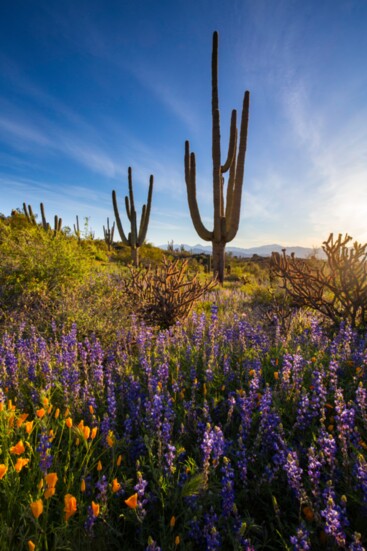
[271,233,367,328]
[112,167,153,266]
[185,31,250,283]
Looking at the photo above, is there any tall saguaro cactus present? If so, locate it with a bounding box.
[185,31,250,283]
[23,202,62,235]
[112,167,153,266]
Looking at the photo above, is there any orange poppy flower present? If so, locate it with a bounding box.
[82,426,91,440]
[112,478,121,493]
[91,501,100,517]
[90,427,98,440]
[0,464,8,479]
[25,421,34,434]
[45,472,58,488]
[10,440,25,455]
[28,541,36,551]
[16,413,29,427]
[116,454,122,466]
[36,408,46,418]
[44,487,56,500]
[65,417,73,428]
[30,499,43,519]
[64,494,77,521]
[124,493,138,509]
[80,479,86,492]
[14,457,30,473]
[170,515,176,527]
[96,460,102,471]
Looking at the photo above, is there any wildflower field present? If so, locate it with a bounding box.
[1,293,367,550]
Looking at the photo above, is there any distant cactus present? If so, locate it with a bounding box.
[103,217,115,250]
[185,31,250,283]
[23,202,62,235]
[74,215,81,241]
[112,167,153,266]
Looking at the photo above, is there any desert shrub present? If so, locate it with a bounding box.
[0,222,100,330]
[271,233,367,328]
[121,257,217,328]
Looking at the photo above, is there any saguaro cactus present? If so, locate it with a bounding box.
[112,167,153,266]
[23,202,62,234]
[184,31,250,283]
[103,217,115,250]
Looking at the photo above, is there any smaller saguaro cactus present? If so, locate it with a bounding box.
[103,217,115,250]
[23,202,62,235]
[112,167,153,266]
[74,215,81,241]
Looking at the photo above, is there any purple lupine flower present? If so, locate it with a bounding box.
[321,483,348,547]
[317,428,337,472]
[84,504,98,536]
[37,429,53,473]
[203,509,222,550]
[283,450,305,501]
[334,387,356,464]
[134,470,148,518]
[307,445,323,500]
[354,454,367,505]
[349,532,365,551]
[221,456,235,517]
[145,539,161,551]
[290,526,311,550]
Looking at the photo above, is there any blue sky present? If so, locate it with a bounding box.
[1,0,367,248]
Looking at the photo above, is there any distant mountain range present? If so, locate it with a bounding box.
[159,243,325,259]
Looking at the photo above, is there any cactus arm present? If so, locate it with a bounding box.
[137,175,153,245]
[226,90,250,242]
[225,131,237,223]
[112,190,130,245]
[125,196,131,221]
[23,203,36,224]
[221,110,237,173]
[40,203,50,231]
[184,141,212,242]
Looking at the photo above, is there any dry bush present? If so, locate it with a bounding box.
[122,257,217,328]
[271,233,367,328]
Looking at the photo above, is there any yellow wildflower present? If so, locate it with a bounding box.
[30,499,43,519]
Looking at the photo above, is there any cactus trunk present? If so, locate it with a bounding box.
[212,241,225,283]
